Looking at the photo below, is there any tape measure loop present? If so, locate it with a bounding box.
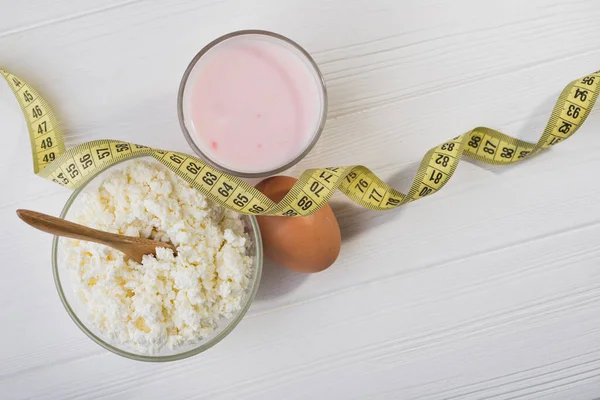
[2,68,598,216]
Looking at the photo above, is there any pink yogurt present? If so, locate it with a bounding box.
[180,31,327,176]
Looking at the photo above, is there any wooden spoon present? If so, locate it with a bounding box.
[16,209,176,263]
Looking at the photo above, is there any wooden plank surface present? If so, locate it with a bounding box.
[1,0,599,398]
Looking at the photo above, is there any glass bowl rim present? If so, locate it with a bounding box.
[177,29,329,178]
[51,154,263,362]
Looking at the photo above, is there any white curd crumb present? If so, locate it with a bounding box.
[61,160,254,354]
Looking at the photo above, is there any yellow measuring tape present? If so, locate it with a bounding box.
[2,68,599,217]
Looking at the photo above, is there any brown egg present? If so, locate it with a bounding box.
[255,176,341,273]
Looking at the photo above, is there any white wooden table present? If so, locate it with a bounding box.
[2,1,600,399]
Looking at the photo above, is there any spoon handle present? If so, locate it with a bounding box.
[16,209,122,247]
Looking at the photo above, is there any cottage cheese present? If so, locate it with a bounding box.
[61,160,254,354]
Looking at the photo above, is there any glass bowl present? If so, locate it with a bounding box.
[51,156,263,362]
[177,29,328,178]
